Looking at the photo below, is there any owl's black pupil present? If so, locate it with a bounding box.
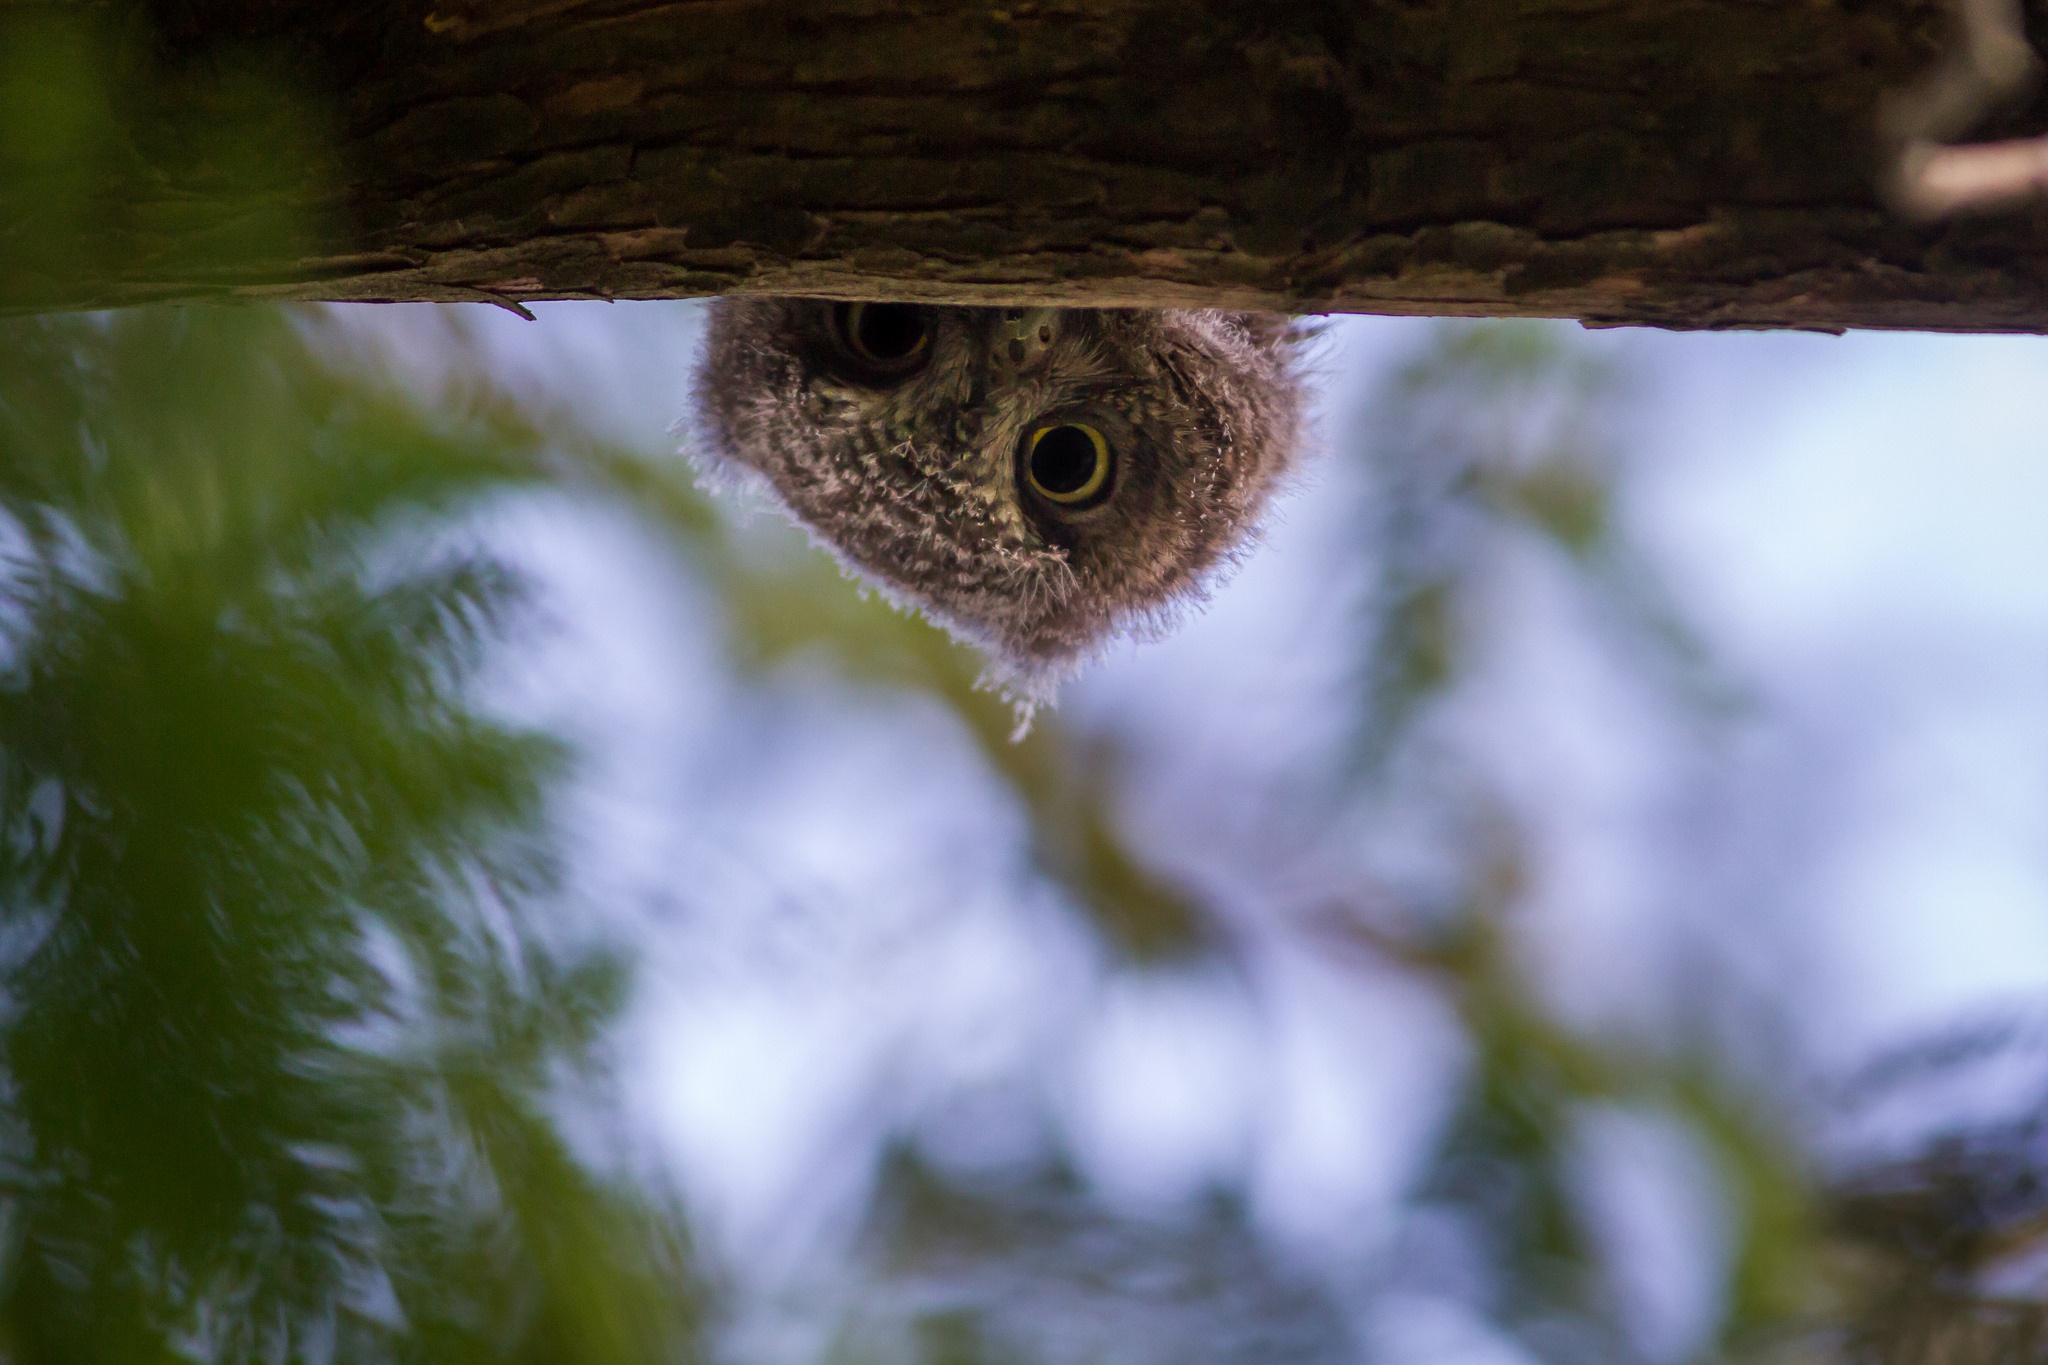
[1031,426,1100,495]
[853,305,926,361]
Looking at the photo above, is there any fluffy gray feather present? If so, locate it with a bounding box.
[691,300,1306,693]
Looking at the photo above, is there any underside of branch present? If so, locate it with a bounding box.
[12,0,2048,331]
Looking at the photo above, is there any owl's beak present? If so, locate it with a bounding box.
[993,308,1061,372]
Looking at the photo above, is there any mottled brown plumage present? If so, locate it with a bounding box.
[690,300,1305,693]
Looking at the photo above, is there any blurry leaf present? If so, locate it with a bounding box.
[1503,458,1608,556]
[0,306,701,1363]
[1369,574,1457,757]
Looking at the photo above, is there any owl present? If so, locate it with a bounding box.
[690,299,1306,693]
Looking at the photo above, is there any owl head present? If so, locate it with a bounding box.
[690,299,1305,692]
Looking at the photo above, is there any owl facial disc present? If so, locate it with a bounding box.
[691,300,1305,692]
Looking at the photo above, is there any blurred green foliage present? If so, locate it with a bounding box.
[1337,323,1817,1361]
[0,307,698,1363]
[0,13,708,1360]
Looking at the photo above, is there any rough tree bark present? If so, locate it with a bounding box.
[11,0,2048,331]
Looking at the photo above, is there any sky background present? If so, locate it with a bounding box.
[353,302,2048,1363]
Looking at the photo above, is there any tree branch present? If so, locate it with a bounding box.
[17,0,2048,331]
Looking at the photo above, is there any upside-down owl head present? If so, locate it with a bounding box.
[691,299,1305,692]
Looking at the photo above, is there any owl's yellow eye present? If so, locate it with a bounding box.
[834,302,931,374]
[1024,423,1113,506]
